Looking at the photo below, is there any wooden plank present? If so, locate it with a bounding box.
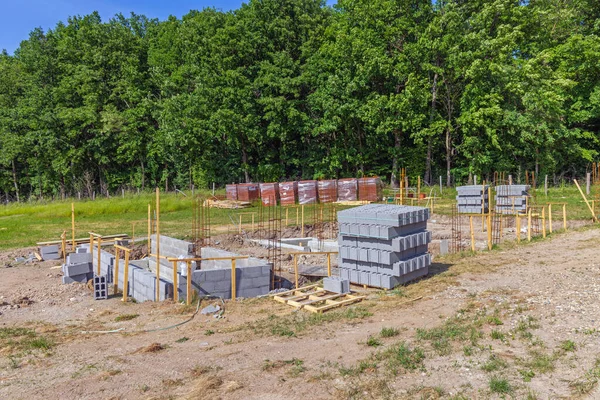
[274,289,326,304]
[304,295,367,313]
[37,234,128,246]
[269,284,320,298]
[34,252,42,262]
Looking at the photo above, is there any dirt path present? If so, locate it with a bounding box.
[1,227,600,399]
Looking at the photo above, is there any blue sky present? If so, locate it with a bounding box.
[1,0,336,55]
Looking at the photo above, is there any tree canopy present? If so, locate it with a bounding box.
[0,0,598,200]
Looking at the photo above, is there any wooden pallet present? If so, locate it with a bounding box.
[271,284,366,313]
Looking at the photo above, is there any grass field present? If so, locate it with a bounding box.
[0,184,598,251]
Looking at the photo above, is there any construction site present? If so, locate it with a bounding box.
[2,173,600,400]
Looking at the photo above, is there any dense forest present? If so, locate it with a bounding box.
[0,0,599,201]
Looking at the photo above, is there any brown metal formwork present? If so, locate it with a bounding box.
[237,183,260,202]
[260,183,279,206]
[298,180,318,205]
[226,184,238,201]
[358,177,383,201]
[317,180,337,204]
[337,178,358,201]
[279,181,298,206]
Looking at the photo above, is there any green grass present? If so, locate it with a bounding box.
[1,184,596,251]
[560,339,577,352]
[481,355,508,372]
[376,342,426,375]
[366,336,382,347]
[251,306,373,338]
[380,327,400,338]
[521,350,556,374]
[114,313,139,322]
[0,190,343,250]
[489,376,512,394]
[0,327,54,354]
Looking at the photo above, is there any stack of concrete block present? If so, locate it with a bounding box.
[337,204,432,289]
[93,275,108,300]
[456,185,489,214]
[178,247,271,301]
[40,245,61,261]
[92,247,115,284]
[62,250,93,284]
[495,185,530,214]
[121,263,173,302]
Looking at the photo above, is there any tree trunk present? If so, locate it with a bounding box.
[390,130,401,188]
[140,160,145,190]
[445,127,452,187]
[60,176,65,200]
[425,72,438,186]
[165,164,169,192]
[241,137,250,183]
[12,160,20,202]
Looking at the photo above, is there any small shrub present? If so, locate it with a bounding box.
[366,336,382,347]
[489,376,512,394]
[115,314,139,322]
[482,355,507,372]
[560,340,576,352]
[380,327,399,338]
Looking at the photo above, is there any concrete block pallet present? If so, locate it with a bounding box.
[337,204,431,289]
[495,185,530,214]
[456,185,489,214]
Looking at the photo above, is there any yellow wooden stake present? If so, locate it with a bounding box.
[61,231,67,264]
[301,205,305,237]
[114,248,120,295]
[327,253,332,277]
[527,209,532,242]
[122,249,130,302]
[97,237,102,275]
[156,187,161,302]
[469,216,475,252]
[172,260,178,302]
[487,213,492,250]
[574,179,598,222]
[542,207,546,238]
[186,261,192,305]
[147,204,151,247]
[294,254,299,289]
[231,258,237,301]
[71,202,75,249]
[516,214,521,243]
[548,203,553,233]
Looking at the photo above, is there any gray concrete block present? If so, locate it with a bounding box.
[323,276,350,294]
[67,253,92,264]
[62,273,89,284]
[63,262,92,277]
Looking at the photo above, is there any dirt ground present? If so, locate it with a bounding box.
[2,222,600,399]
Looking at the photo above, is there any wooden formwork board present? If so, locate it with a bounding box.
[271,284,366,313]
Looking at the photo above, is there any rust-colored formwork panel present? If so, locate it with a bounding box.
[226,184,238,201]
[337,178,358,201]
[237,183,260,202]
[358,177,383,201]
[279,181,298,206]
[317,180,337,203]
[260,183,280,206]
[298,180,318,205]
